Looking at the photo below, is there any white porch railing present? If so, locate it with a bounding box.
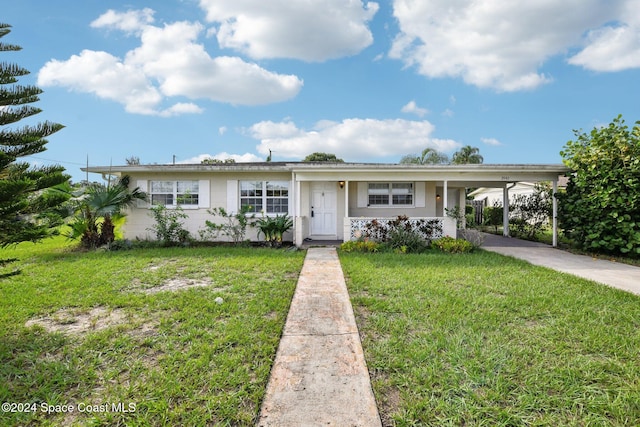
[346,217,456,241]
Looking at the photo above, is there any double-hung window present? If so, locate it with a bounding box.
[240,181,263,212]
[150,180,199,207]
[368,182,413,206]
[240,181,289,214]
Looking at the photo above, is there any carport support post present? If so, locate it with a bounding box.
[503,185,509,237]
[443,180,448,219]
[552,179,558,247]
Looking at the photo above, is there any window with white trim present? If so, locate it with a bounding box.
[368,182,413,206]
[150,180,199,207]
[240,181,289,214]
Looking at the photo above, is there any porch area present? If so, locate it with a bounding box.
[291,177,464,247]
[289,163,569,248]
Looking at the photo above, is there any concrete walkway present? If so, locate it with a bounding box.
[257,248,381,426]
[480,233,640,296]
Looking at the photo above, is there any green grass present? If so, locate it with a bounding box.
[0,237,304,426]
[340,250,640,426]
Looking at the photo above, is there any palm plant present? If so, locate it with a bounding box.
[451,145,484,164]
[66,175,146,249]
[400,148,449,165]
[253,214,293,248]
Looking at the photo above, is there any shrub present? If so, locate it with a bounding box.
[254,214,293,248]
[386,226,428,253]
[509,183,552,240]
[359,215,442,251]
[432,236,474,253]
[199,206,255,245]
[107,239,133,251]
[108,238,165,251]
[340,240,380,253]
[465,212,476,227]
[559,115,640,257]
[147,205,190,246]
[445,206,464,228]
[483,202,503,233]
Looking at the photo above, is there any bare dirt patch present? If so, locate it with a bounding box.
[140,277,229,294]
[124,273,232,294]
[145,259,179,272]
[25,307,130,335]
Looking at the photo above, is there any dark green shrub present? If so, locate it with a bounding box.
[483,202,503,233]
[465,213,476,227]
[559,115,640,257]
[108,239,133,251]
[386,226,427,253]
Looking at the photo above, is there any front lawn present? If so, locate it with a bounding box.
[341,250,640,426]
[0,237,304,426]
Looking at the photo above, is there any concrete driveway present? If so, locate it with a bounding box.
[480,233,640,296]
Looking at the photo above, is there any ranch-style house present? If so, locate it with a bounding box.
[84,162,569,247]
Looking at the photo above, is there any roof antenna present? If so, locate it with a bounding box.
[172,155,176,165]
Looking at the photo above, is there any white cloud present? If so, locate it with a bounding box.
[38,11,303,115]
[390,0,638,91]
[158,103,204,117]
[198,0,379,61]
[180,152,264,163]
[401,100,428,117]
[250,118,460,161]
[38,50,164,115]
[219,126,228,135]
[481,137,502,146]
[569,27,640,71]
[569,0,640,71]
[90,8,155,34]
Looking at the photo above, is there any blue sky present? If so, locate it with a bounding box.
[4,0,640,182]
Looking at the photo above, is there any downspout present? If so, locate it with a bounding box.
[503,182,517,237]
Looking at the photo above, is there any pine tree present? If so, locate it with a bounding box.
[0,23,70,275]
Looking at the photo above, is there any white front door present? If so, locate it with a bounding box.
[310,182,337,237]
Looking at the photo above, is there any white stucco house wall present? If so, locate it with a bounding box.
[83,162,569,246]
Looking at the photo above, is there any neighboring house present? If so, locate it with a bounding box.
[469,176,568,207]
[84,162,569,246]
[469,182,539,207]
